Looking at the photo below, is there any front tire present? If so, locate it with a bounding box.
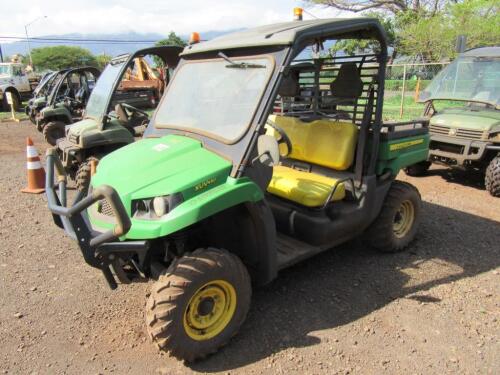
[146,248,251,362]
[43,121,66,146]
[485,155,500,197]
[365,180,421,253]
[75,156,99,193]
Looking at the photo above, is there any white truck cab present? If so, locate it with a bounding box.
[0,62,33,110]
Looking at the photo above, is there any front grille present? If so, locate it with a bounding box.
[430,141,464,154]
[97,199,114,217]
[68,133,79,144]
[429,124,485,140]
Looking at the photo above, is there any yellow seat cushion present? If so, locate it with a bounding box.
[268,165,345,207]
[267,115,358,171]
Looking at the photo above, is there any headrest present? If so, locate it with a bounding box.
[330,62,364,99]
[278,69,300,98]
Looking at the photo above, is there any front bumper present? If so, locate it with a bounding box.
[45,149,149,289]
[428,134,498,166]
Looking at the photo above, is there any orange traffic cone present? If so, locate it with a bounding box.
[21,137,45,194]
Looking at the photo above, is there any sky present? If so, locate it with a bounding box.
[1,0,347,39]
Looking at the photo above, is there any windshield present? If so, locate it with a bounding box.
[34,72,56,96]
[0,65,10,75]
[155,57,273,142]
[421,56,500,106]
[85,61,125,119]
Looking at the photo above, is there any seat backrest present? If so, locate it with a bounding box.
[267,114,358,171]
[330,62,363,100]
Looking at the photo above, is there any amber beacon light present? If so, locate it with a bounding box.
[189,32,201,44]
[294,7,303,21]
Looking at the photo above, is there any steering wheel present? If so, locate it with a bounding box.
[121,102,149,118]
[266,119,293,157]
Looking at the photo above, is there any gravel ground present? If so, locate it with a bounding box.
[0,120,499,375]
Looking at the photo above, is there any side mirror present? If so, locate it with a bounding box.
[254,135,280,167]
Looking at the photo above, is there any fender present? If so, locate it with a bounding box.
[0,85,20,101]
[40,106,73,124]
[90,177,264,240]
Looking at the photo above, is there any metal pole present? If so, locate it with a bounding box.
[24,16,47,69]
[399,63,407,119]
[25,25,33,67]
[0,44,3,62]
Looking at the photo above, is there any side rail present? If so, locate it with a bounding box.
[45,148,135,288]
[382,118,429,132]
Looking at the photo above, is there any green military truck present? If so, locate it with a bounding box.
[46,17,429,361]
[407,47,500,196]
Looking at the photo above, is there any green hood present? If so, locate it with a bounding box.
[67,118,99,136]
[92,135,232,201]
[66,117,134,147]
[431,108,500,132]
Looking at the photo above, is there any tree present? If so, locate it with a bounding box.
[308,0,456,16]
[31,46,98,70]
[96,53,112,69]
[153,31,187,66]
[309,0,499,62]
[399,0,499,61]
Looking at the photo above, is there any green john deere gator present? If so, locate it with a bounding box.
[46,17,430,361]
[406,47,500,196]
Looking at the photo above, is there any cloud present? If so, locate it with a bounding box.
[1,0,346,38]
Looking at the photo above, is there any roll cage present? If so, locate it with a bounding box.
[148,18,388,180]
[86,45,183,127]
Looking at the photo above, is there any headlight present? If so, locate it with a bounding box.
[132,193,183,219]
[153,196,169,217]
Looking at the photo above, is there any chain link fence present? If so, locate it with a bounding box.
[383,62,449,120]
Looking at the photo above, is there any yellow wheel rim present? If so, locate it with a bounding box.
[183,280,237,341]
[393,200,415,238]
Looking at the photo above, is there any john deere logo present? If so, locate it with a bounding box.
[449,128,457,136]
[195,178,216,191]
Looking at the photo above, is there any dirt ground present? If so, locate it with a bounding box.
[0,120,498,375]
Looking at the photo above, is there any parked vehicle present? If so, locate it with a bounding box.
[51,46,182,192]
[0,61,34,111]
[25,70,63,123]
[46,17,429,361]
[25,67,101,145]
[407,47,500,196]
[115,57,166,109]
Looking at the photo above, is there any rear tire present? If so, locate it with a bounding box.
[485,155,500,197]
[75,156,99,193]
[43,121,66,146]
[404,161,430,177]
[146,248,251,362]
[365,180,421,253]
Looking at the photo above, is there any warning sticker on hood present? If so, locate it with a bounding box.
[153,143,170,152]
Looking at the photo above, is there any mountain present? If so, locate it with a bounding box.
[0,30,241,59]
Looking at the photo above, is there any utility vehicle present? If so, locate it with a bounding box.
[26,67,101,145]
[52,46,182,192]
[46,18,429,361]
[407,47,500,196]
[25,70,59,122]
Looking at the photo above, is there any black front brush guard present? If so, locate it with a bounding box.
[45,148,149,289]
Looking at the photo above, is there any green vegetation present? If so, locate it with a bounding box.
[31,46,98,70]
[309,0,499,62]
[153,32,187,66]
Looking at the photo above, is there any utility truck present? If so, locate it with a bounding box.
[47,17,430,361]
[0,61,35,111]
